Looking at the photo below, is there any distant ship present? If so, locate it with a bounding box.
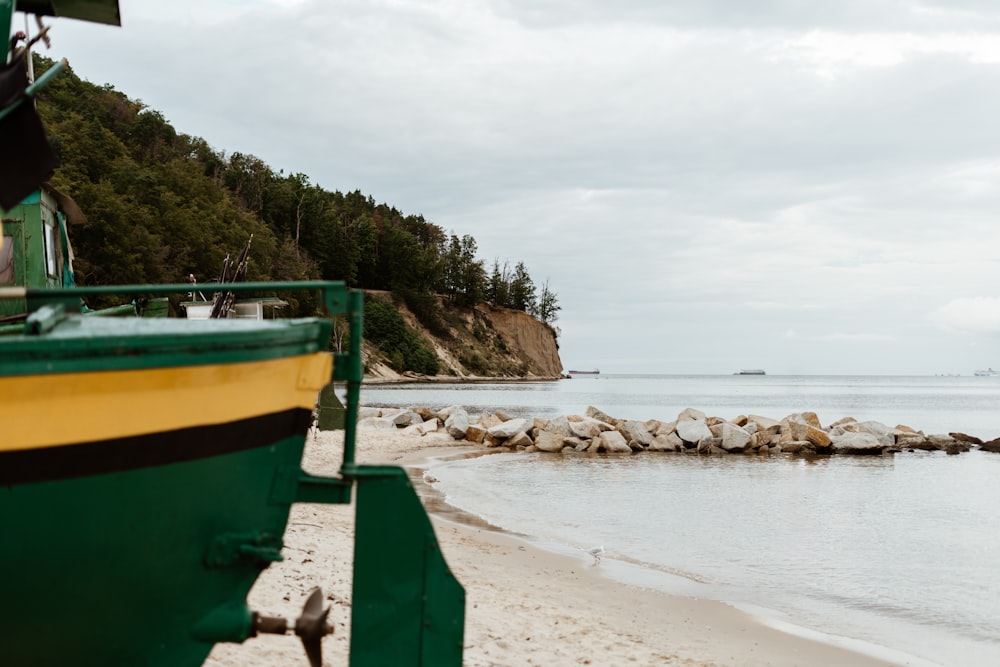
[735,369,766,375]
[567,369,600,376]
[974,368,998,377]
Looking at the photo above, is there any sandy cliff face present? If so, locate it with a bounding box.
[363,292,563,379]
[473,304,563,378]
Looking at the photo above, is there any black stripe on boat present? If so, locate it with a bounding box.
[0,409,312,486]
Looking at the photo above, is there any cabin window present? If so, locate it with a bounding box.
[0,236,13,284]
[43,223,59,279]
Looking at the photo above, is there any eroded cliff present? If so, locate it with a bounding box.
[363,292,563,380]
[473,304,563,377]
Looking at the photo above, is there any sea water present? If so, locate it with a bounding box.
[360,373,1000,440]
[360,375,1000,666]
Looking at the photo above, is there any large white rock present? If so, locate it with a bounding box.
[750,426,780,448]
[717,422,752,452]
[568,417,613,439]
[830,432,884,455]
[898,434,937,450]
[783,411,822,428]
[585,405,618,425]
[595,430,632,453]
[507,431,533,448]
[445,409,470,439]
[827,416,858,430]
[401,419,439,436]
[437,405,466,419]
[677,407,706,422]
[649,432,683,451]
[488,418,530,439]
[384,409,424,426]
[654,421,677,436]
[543,415,574,437]
[465,423,487,444]
[411,406,437,421]
[676,418,713,444]
[840,420,894,447]
[618,420,653,447]
[746,414,780,431]
[479,413,503,429]
[793,421,831,448]
[534,431,566,452]
[781,416,832,448]
[927,434,957,449]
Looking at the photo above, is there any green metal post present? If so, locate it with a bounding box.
[340,289,363,469]
[1,1,13,63]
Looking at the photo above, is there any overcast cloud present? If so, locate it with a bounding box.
[39,0,1000,374]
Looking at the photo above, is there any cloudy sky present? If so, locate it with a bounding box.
[38,0,1000,374]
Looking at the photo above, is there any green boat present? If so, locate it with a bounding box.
[0,3,464,666]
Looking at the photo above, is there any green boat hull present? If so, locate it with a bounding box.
[0,285,465,666]
[0,303,337,666]
[1,424,310,667]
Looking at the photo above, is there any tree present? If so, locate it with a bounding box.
[532,279,560,324]
[485,259,509,306]
[457,239,486,306]
[224,152,270,214]
[508,261,536,312]
[352,213,380,287]
[441,234,484,306]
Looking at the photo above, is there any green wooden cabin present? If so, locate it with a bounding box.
[0,186,77,320]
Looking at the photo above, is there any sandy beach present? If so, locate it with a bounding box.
[205,429,903,667]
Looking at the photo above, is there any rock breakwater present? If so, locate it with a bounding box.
[358,405,1000,456]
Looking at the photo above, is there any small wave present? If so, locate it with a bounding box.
[814,590,1000,644]
[612,555,713,585]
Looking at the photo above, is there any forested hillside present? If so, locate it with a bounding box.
[33,55,559,330]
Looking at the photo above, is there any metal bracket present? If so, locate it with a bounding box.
[204,532,284,568]
[269,466,352,506]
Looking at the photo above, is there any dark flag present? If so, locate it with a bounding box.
[0,54,57,210]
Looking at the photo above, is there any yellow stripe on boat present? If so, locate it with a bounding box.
[2,352,332,451]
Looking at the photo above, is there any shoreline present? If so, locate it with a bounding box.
[364,373,565,385]
[206,430,910,667]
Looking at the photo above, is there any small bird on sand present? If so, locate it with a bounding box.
[587,545,605,565]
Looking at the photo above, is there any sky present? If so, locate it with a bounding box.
[33,0,1000,375]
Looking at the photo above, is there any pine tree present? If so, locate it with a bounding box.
[532,279,560,324]
[508,261,536,312]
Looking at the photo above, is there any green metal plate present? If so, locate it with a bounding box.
[349,466,466,666]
